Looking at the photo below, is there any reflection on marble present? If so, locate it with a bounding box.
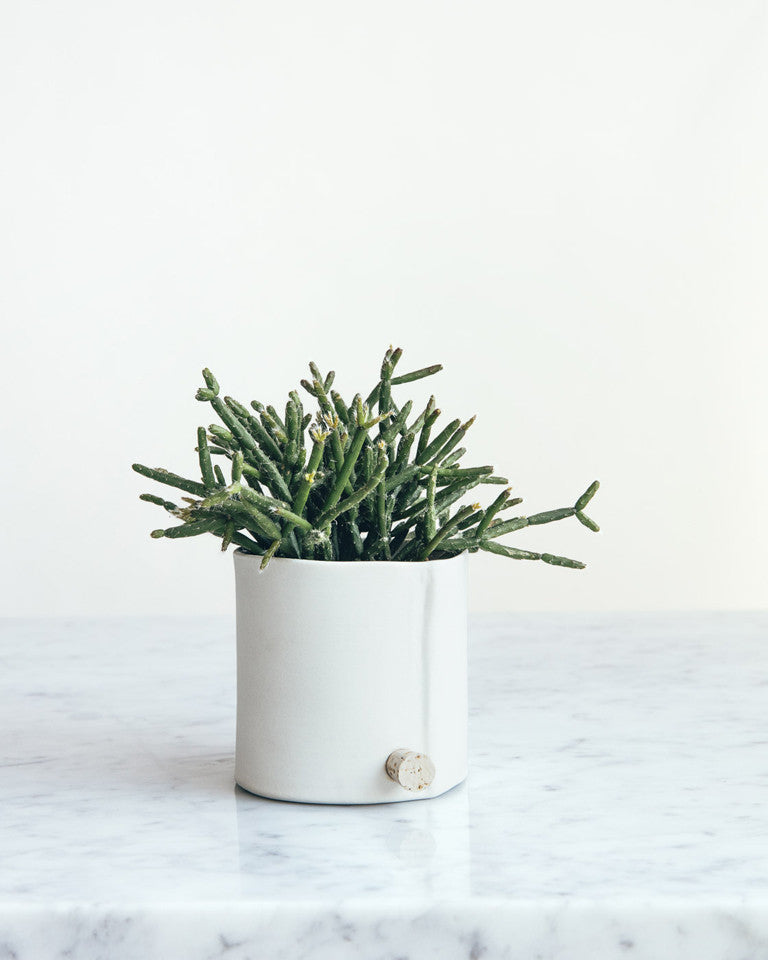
[1,613,768,958]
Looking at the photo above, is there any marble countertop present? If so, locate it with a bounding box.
[2,612,767,959]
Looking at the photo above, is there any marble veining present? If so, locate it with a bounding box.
[1,612,767,958]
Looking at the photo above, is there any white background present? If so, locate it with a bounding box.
[1,1,766,615]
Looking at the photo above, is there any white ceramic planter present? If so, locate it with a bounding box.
[234,549,468,804]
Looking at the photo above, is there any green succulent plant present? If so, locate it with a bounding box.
[133,347,600,570]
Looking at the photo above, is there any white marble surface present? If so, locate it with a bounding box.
[1,612,768,959]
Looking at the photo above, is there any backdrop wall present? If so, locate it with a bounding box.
[2,1,766,615]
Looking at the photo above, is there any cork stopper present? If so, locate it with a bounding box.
[385,749,436,792]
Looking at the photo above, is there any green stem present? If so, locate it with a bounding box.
[292,435,326,518]
[316,454,388,528]
[151,518,220,539]
[259,539,282,570]
[476,487,511,538]
[480,541,541,560]
[391,364,442,385]
[482,516,529,538]
[133,464,207,498]
[197,428,216,489]
[318,426,369,523]
[526,507,575,525]
[208,396,291,500]
[272,506,313,532]
[575,480,600,511]
[419,503,479,560]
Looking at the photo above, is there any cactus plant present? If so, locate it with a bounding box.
[133,347,600,570]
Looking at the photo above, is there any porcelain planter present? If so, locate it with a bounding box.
[234,549,468,804]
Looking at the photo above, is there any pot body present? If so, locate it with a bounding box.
[234,550,468,804]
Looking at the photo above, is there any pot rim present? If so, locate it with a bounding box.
[233,547,468,567]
